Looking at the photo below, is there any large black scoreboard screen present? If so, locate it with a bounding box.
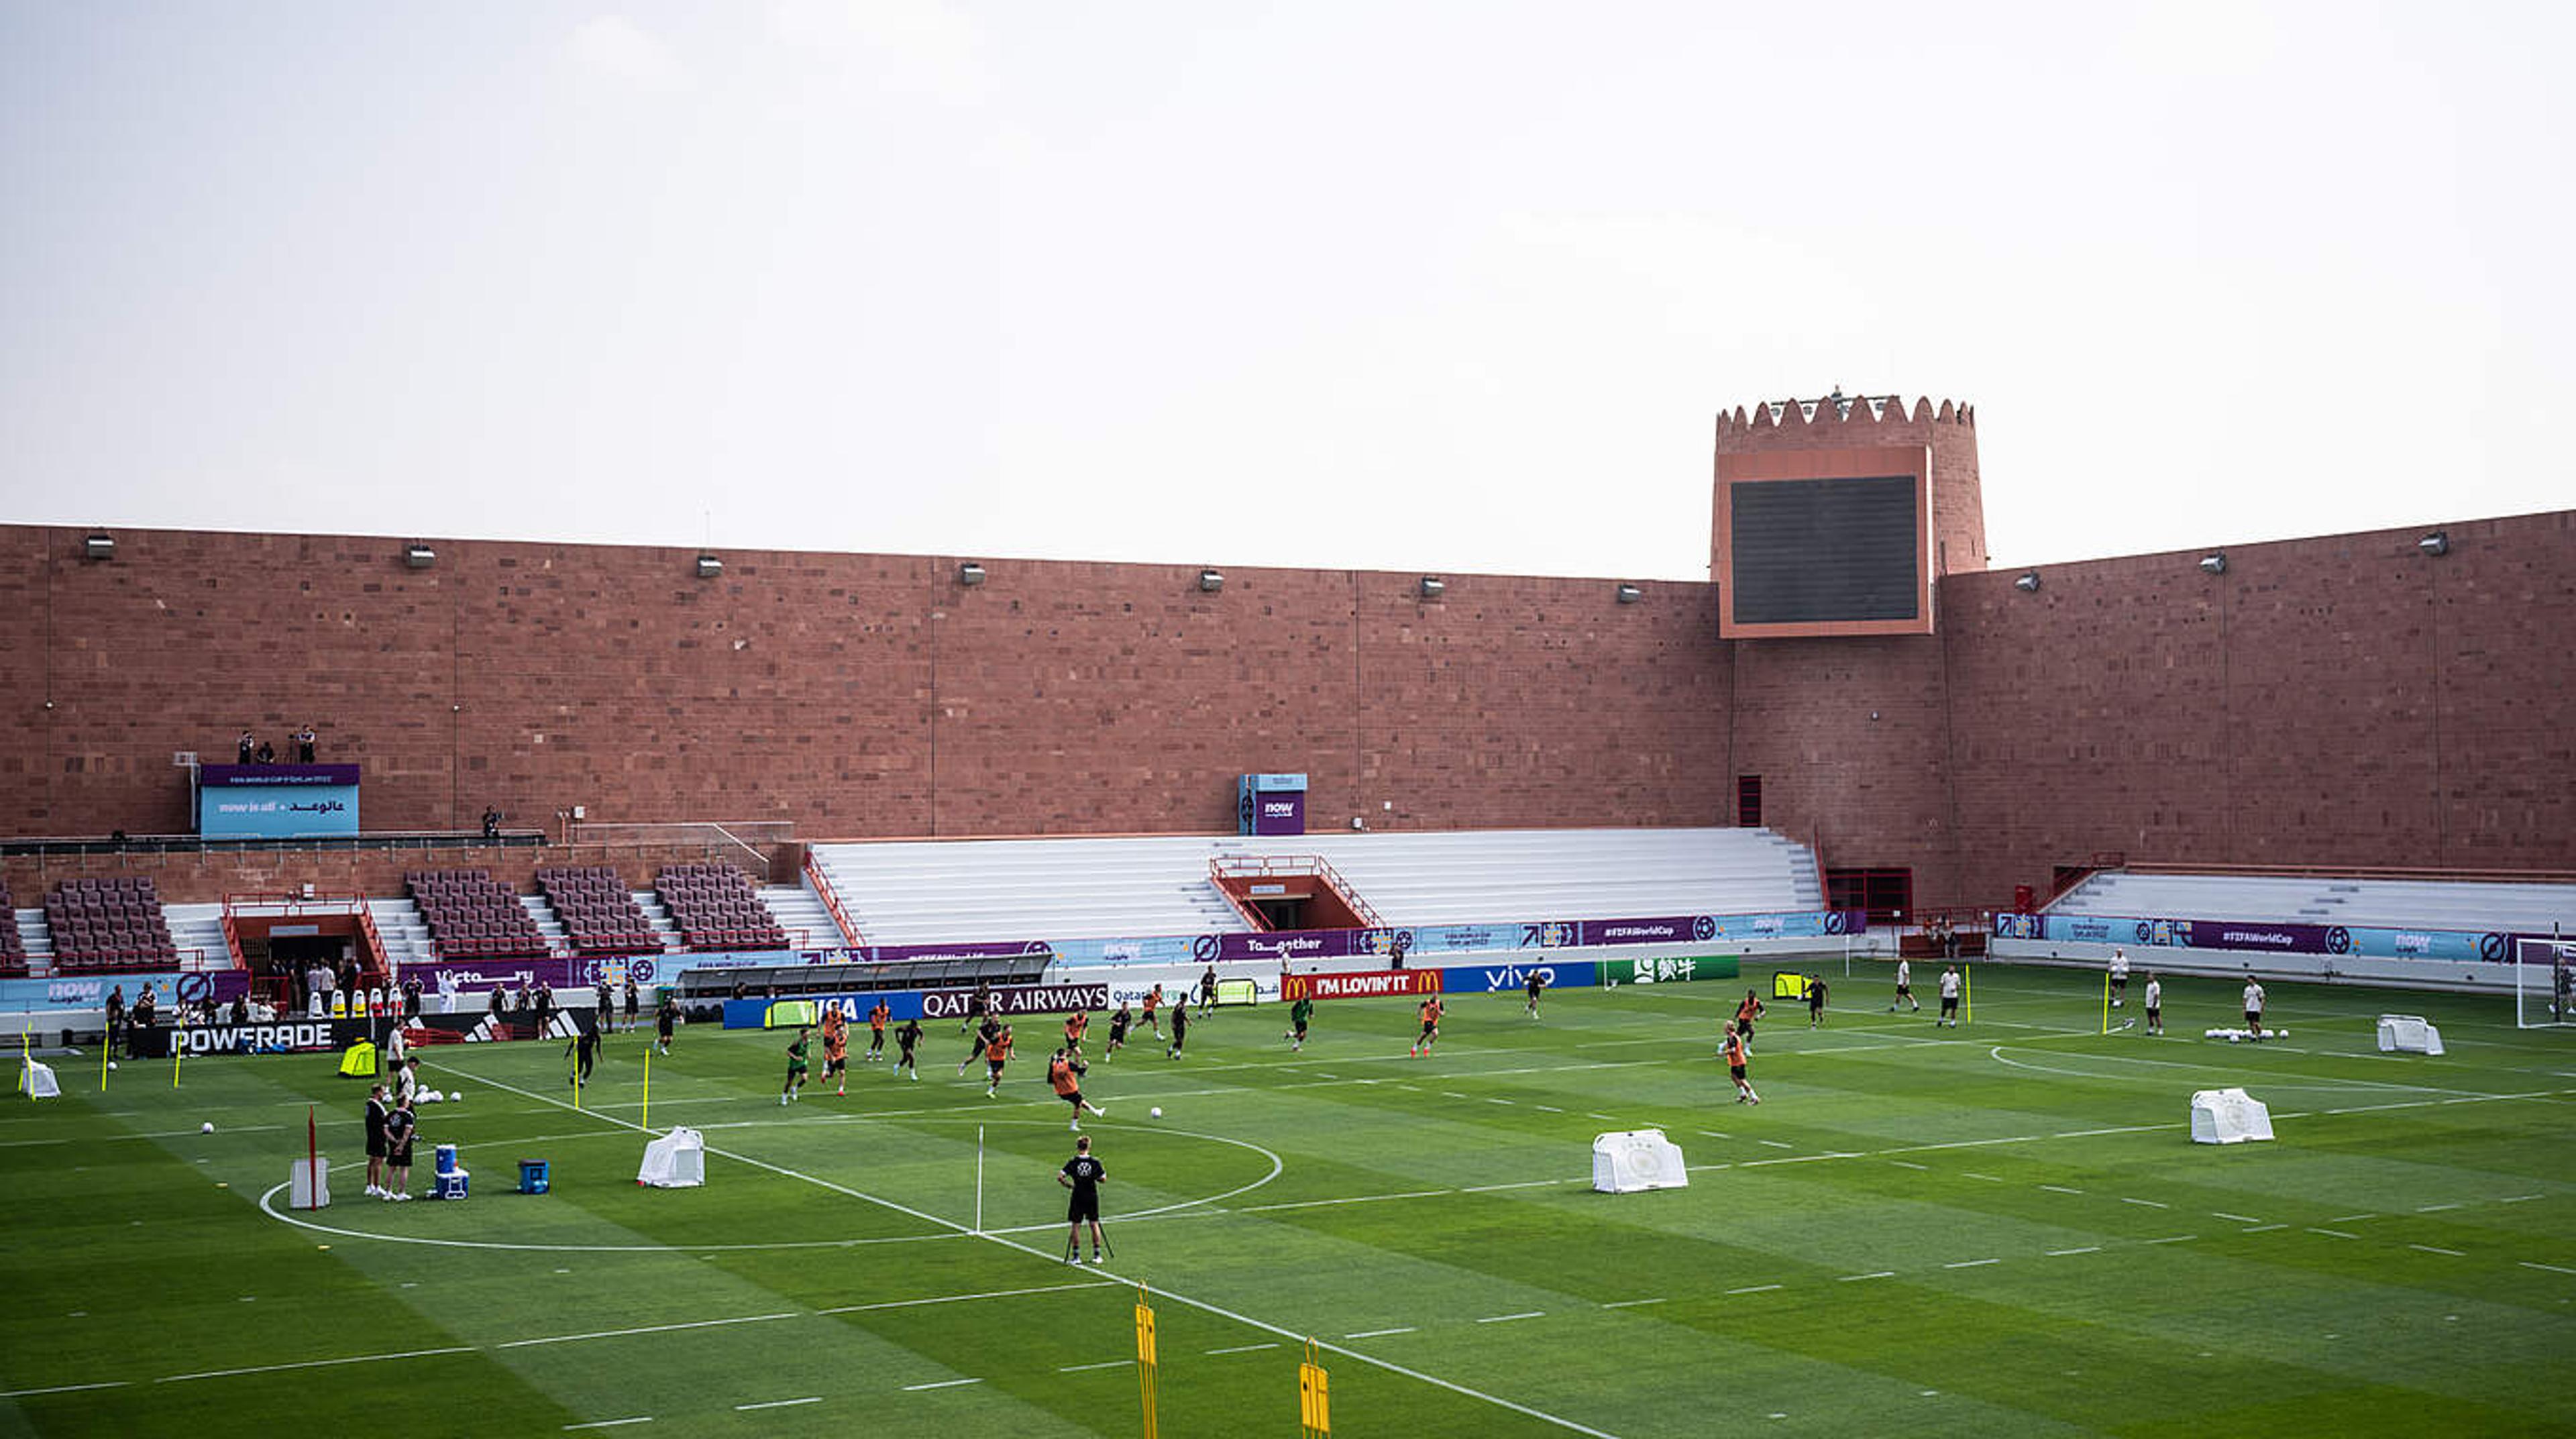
[1716,445,1934,637]
[1728,474,1920,623]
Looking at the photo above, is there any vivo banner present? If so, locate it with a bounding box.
[1442,960,1597,994]
[1992,912,2564,966]
[197,763,361,839]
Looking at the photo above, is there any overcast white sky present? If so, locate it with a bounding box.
[3,2,2569,580]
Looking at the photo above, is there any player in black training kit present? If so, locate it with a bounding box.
[1105,1002,1132,1059]
[1059,1135,1108,1264]
[959,1014,1001,1076]
[894,1018,922,1079]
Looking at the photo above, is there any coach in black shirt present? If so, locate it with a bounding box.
[1059,1135,1108,1265]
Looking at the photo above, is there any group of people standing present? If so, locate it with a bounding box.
[234,726,318,765]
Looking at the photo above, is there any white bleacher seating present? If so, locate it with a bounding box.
[2053,872,2576,937]
[811,828,1821,945]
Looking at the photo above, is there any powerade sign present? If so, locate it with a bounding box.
[163,1020,352,1056]
[197,763,360,838]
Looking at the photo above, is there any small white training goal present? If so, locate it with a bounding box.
[2190,1087,2274,1145]
[1592,1129,1688,1193]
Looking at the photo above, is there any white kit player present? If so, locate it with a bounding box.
[2242,977,2267,1041]
[2108,949,2130,1008]
[1890,957,1919,1012]
[2143,973,2163,1036]
[1937,965,1962,1026]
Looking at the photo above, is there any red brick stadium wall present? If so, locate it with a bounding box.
[2,512,2567,908]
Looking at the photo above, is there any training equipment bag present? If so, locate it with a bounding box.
[1592,1128,1688,1193]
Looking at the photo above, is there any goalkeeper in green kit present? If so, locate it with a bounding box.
[1284,992,1315,1052]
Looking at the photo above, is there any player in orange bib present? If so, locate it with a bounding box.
[822,1008,851,1095]
[983,1024,1015,1098]
[865,999,890,1062]
[1063,1008,1090,1061]
[1723,1020,1760,1104]
[1735,989,1766,1042]
[1140,985,1164,1037]
[1411,994,1444,1057]
[1049,1047,1106,1129]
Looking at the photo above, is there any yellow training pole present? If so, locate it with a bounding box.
[101,1035,110,1091]
[2100,973,2111,1036]
[1299,1338,1332,1438]
[1962,965,1973,1024]
[640,1047,650,1132]
[1135,1283,1159,1439]
[172,1042,182,1089]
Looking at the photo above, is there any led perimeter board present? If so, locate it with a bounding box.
[1716,445,1935,638]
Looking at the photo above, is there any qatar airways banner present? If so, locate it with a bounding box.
[1992,912,2563,965]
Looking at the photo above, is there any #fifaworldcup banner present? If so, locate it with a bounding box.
[1992,912,2567,966]
[1284,969,1442,1002]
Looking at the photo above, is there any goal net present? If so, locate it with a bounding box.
[2515,937,2576,1030]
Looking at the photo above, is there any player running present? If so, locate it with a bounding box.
[958,1013,1001,1076]
[961,980,993,1034]
[1890,957,1919,1012]
[781,1026,812,1104]
[1105,1000,1132,1059]
[1525,969,1548,1018]
[822,1008,851,1095]
[655,994,679,1055]
[1735,989,1766,1042]
[894,1016,922,1079]
[1166,1000,1189,1059]
[1140,985,1165,1038]
[2109,949,2131,1009]
[1284,992,1314,1051]
[1063,1008,1090,1062]
[866,998,890,1061]
[1937,965,1962,1026]
[984,1024,1016,1097]
[2144,972,2163,1036]
[1806,975,1829,1028]
[1409,994,1444,1057]
[1722,1020,1760,1104]
[1197,963,1219,1017]
[1050,1047,1106,1129]
[566,1024,601,1087]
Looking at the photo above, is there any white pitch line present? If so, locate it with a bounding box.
[902,1377,984,1392]
[1346,1327,1417,1339]
[1460,1179,1572,1193]
[2416,1202,2463,1212]
[1240,1189,1452,1213]
[2142,1235,2198,1245]
[2498,1195,2545,1205]
[818,1281,1112,1315]
[158,1345,475,1383]
[2039,1185,2085,1195]
[1207,1343,1280,1355]
[2327,1213,2380,1224]
[564,1420,653,1431]
[2120,1197,2169,1209]
[1836,1272,1896,1283]
[2211,1212,2263,1224]
[2410,1244,2466,1257]
[2522,1262,2576,1276]
[1888,1161,1929,1171]
[1758,1139,1794,1149]
[1963,1173,2004,1183]
[0,1381,128,1398]
[498,1314,798,1350]
[2308,1228,2359,1240]
[735,1397,823,1411]
[2045,1246,2101,1257]
[1478,1312,1545,1324]
[1942,1259,1998,1269]
[2240,1224,2288,1234]
[1600,1298,1666,1309]
[1727,1285,1782,1295]
[1058,1360,1132,1373]
[1697,1130,1731,1140]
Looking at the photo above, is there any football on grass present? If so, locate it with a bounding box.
[1150,1107,1163,1118]
[199,1122,213,1134]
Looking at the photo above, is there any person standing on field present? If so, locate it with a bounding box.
[2243,977,2267,1041]
[2109,949,2131,1008]
[1722,1021,1760,1104]
[2144,973,2163,1037]
[1059,1135,1107,1265]
[1937,965,1962,1027]
[1890,958,1919,1012]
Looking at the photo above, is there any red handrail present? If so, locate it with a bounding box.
[802,849,862,948]
[1207,855,1386,930]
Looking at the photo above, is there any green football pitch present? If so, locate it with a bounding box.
[5,964,2573,1438]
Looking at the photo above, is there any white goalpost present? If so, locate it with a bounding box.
[2514,937,2576,1030]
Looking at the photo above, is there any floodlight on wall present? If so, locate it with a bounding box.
[403,543,437,570]
[1615,582,1643,604]
[83,533,115,562]
[694,553,723,579]
[1418,576,1445,600]
[2198,552,2227,576]
[2013,570,2040,593]
[2418,531,2449,557]
[1198,569,1224,593]
[959,562,986,586]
